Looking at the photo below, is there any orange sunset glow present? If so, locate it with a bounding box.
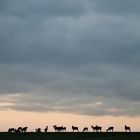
[0,110,140,132]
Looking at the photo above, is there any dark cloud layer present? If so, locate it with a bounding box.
[92,0,140,16]
[0,0,140,116]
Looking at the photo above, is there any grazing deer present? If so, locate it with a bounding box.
[22,127,28,132]
[15,128,21,133]
[125,125,131,132]
[8,128,16,132]
[72,126,79,132]
[36,128,41,132]
[106,127,114,132]
[91,125,102,132]
[82,127,88,132]
[44,126,48,132]
[17,127,22,132]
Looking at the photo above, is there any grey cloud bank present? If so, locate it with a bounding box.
[0,0,140,116]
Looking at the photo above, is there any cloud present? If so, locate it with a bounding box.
[0,0,140,116]
[0,0,89,19]
[91,0,140,16]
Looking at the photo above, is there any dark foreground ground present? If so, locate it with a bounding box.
[0,132,140,140]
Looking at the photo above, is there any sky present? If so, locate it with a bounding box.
[0,0,140,131]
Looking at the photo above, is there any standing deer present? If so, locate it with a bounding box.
[44,126,48,132]
[91,125,102,132]
[72,126,79,132]
[53,125,63,132]
[125,125,131,132]
[35,128,41,132]
[62,126,66,132]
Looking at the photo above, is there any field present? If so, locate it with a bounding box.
[0,132,140,140]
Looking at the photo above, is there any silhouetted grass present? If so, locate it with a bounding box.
[0,132,140,140]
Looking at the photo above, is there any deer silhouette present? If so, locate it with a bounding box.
[62,126,66,132]
[16,127,22,132]
[15,128,21,133]
[35,128,41,132]
[106,127,114,132]
[53,125,63,132]
[82,127,88,132]
[91,125,102,132]
[8,128,16,132]
[22,127,28,132]
[72,126,79,132]
[125,125,131,132]
[44,126,48,132]
[8,127,28,133]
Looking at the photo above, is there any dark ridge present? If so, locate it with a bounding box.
[0,132,140,140]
